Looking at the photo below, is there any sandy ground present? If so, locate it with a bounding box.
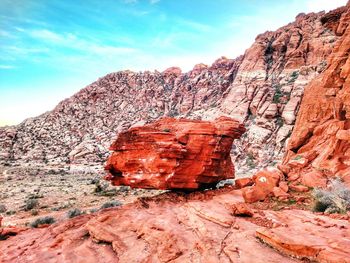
[0,164,164,227]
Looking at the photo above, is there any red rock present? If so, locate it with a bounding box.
[231,202,254,217]
[283,2,350,186]
[289,184,309,192]
[272,187,290,199]
[242,186,266,203]
[2,190,350,263]
[235,177,253,189]
[279,181,289,192]
[256,210,350,262]
[300,170,327,188]
[105,117,245,190]
[242,167,283,203]
[0,190,301,263]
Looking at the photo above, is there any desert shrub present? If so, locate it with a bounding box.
[100,201,122,210]
[312,178,350,214]
[67,208,84,218]
[246,154,256,169]
[24,198,38,211]
[30,216,55,228]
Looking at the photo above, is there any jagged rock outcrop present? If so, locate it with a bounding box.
[282,2,350,187]
[105,117,245,190]
[1,189,349,262]
[0,6,346,174]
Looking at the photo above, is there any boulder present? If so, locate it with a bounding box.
[242,167,283,203]
[105,117,245,190]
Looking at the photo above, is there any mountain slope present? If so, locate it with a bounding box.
[282,3,350,187]
[0,7,346,175]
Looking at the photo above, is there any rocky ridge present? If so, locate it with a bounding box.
[281,3,350,188]
[0,7,345,175]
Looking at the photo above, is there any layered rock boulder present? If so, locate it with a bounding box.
[105,117,245,190]
[282,1,350,188]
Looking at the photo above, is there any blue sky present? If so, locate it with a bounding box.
[0,0,348,126]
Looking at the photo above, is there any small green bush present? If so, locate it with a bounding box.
[67,208,84,218]
[30,216,55,228]
[24,198,38,211]
[100,201,122,210]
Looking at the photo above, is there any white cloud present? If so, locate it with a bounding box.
[0,64,15,69]
[29,29,64,42]
[178,19,213,32]
[27,29,137,55]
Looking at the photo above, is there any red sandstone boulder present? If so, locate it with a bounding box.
[231,202,254,217]
[242,167,283,203]
[235,177,254,189]
[105,117,245,190]
[300,170,327,188]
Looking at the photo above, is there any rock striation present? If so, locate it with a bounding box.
[105,117,245,190]
[1,189,350,262]
[0,5,347,174]
[282,2,350,188]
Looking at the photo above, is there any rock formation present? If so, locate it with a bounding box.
[105,117,245,190]
[1,188,349,262]
[0,6,346,175]
[282,2,350,188]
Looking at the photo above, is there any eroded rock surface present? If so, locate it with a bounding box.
[1,189,349,262]
[282,2,350,187]
[105,117,245,190]
[0,6,347,174]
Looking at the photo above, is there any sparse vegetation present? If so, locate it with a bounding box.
[24,198,38,211]
[246,154,256,169]
[30,216,55,228]
[288,71,299,83]
[100,200,122,210]
[273,85,283,103]
[312,178,350,214]
[67,208,84,218]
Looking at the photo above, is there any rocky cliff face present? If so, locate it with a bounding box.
[282,3,350,187]
[0,7,346,175]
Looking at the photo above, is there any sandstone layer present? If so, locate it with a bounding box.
[0,6,347,174]
[282,2,350,187]
[105,117,245,190]
[1,188,349,262]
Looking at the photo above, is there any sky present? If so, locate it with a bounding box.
[0,0,348,126]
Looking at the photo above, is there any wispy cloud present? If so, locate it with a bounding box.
[0,30,12,37]
[6,46,50,55]
[0,64,16,69]
[27,29,137,55]
[178,19,213,32]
